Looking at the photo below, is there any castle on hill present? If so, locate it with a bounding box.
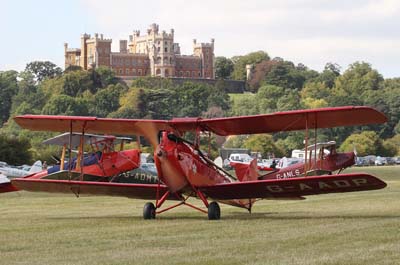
[64,23,215,79]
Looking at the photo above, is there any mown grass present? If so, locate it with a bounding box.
[0,166,399,265]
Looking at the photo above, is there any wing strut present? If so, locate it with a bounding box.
[304,114,309,173]
[68,121,73,180]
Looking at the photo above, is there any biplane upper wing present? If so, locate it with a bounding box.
[169,106,387,135]
[14,115,171,146]
[14,106,387,142]
[199,173,387,200]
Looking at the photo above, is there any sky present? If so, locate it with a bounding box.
[1,0,399,78]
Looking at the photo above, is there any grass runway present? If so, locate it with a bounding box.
[1,166,399,265]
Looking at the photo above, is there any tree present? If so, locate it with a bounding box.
[330,62,384,106]
[92,84,126,117]
[382,136,399,156]
[243,134,284,158]
[256,85,285,113]
[25,61,62,83]
[301,82,330,109]
[339,131,383,156]
[231,51,270,81]
[229,94,258,116]
[91,66,119,89]
[223,135,248,148]
[247,60,280,92]
[0,134,32,164]
[0,71,19,124]
[263,61,306,90]
[214,57,234,79]
[313,62,341,88]
[41,94,89,116]
[62,70,94,96]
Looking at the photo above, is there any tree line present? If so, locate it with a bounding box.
[0,54,399,164]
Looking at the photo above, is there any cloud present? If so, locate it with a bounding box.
[73,0,400,77]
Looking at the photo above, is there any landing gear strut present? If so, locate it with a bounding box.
[208,201,220,220]
[143,202,156,219]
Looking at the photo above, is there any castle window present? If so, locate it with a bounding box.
[119,69,123,74]
[186,71,190,77]
[157,47,160,52]
[180,71,183,76]
[126,69,130,74]
[132,69,136,74]
[192,71,196,77]
[198,72,201,77]
[164,47,168,52]
[138,69,142,76]
[132,59,136,66]
[156,69,161,75]
[125,59,129,66]
[164,41,167,45]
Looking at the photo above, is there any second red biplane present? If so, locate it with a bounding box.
[3,106,388,220]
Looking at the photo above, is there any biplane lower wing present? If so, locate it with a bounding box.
[11,178,177,200]
[199,173,387,200]
[0,182,18,193]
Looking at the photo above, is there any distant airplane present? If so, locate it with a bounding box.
[0,161,42,178]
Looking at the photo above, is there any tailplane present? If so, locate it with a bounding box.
[233,159,259,182]
[29,160,42,173]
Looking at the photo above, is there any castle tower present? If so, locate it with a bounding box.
[193,38,215,78]
[246,64,253,80]
[146,24,176,77]
[80,33,91,69]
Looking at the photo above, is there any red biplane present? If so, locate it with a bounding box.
[2,106,388,220]
[231,141,358,182]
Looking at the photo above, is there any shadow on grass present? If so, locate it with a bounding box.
[47,211,400,221]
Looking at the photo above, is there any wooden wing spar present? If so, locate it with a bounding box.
[14,106,387,143]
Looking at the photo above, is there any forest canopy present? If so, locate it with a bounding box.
[0,55,399,164]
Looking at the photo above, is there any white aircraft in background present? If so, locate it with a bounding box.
[0,161,42,179]
[0,173,10,184]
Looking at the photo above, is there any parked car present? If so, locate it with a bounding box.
[395,157,400,165]
[355,157,368,166]
[364,155,377,166]
[375,156,387,166]
[385,157,396,165]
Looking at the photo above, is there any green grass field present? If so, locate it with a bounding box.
[1,166,399,265]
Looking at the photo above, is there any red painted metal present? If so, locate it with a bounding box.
[156,190,170,209]
[183,202,208,214]
[199,173,387,200]
[156,202,185,214]
[11,178,176,200]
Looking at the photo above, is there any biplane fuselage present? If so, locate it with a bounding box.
[262,151,356,180]
[154,131,231,192]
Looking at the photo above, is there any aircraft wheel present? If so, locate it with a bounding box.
[208,201,220,220]
[143,202,156,219]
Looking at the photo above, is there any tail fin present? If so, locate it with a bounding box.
[29,160,42,173]
[233,159,259,182]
